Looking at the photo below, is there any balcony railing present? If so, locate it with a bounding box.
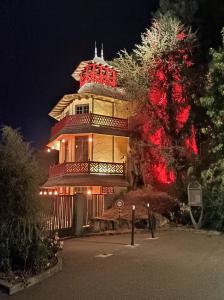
[51,113,128,137]
[49,161,125,178]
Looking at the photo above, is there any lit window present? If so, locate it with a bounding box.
[75,104,89,114]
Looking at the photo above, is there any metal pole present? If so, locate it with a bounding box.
[131,205,135,246]
[118,208,121,228]
[150,210,155,238]
[147,203,150,237]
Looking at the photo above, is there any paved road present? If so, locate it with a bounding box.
[1,231,224,300]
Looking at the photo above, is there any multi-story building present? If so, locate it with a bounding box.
[43,48,129,234]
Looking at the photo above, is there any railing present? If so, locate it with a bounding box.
[49,161,125,178]
[51,113,128,137]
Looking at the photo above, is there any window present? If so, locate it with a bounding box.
[75,136,88,162]
[75,104,89,115]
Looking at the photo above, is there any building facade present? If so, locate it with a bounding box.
[43,49,130,234]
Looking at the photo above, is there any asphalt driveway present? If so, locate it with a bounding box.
[1,230,224,300]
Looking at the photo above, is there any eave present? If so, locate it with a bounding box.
[42,174,129,188]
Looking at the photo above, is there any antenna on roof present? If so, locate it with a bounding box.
[94,41,98,58]
[101,43,104,60]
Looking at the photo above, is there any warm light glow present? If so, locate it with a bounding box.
[88,137,93,142]
[61,138,66,143]
[51,146,55,150]
[43,191,47,195]
[47,148,51,153]
[87,190,92,195]
[39,191,43,195]
[132,205,135,210]
[147,203,150,208]
[54,191,58,195]
[49,191,53,195]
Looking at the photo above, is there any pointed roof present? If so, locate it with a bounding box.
[72,43,116,81]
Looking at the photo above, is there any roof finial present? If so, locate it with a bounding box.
[101,43,104,59]
[94,41,98,58]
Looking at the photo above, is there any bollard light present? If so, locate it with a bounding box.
[131,205,135,246]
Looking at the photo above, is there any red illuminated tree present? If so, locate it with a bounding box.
[114,13,198,189]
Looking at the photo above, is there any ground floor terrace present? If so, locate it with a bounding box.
[2,231,224,300]
[39,184,127,236]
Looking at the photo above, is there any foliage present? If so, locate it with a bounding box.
[201,160,224,230]
[0,126,61,274]
[158,0,198,24]
[113,13,198,191]
[200,29,224,160]
[198,29,224,230]
[159,0,224,55]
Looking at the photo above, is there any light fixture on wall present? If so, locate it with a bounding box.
[47,148,51,153]
[87,190,92,195]
[51,146,55,150]
[61,138,66,143]
[88,137,93,142]
[54,190,58,195]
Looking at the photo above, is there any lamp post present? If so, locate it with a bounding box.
[131,205,135,246]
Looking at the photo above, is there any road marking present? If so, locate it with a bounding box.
[145,237,159,240]
[124,244,140,248]
[95,253,113,258]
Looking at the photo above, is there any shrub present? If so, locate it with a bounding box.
[0,127,61,275]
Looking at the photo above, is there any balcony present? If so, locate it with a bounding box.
[49,161,125,178]
[51,113,129,138]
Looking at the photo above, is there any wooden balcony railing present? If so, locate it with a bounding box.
[51,113,128,137]
[49,161,125,178]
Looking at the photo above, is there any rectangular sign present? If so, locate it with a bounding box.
[188,188,202,206]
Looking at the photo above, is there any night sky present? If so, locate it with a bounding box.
[0,0,159,148]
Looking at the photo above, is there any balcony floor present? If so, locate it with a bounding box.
[43,174,129,188]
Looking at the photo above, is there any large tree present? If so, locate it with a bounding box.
[199,29,224,230]
[114,13,199,192]
[159,0,224,56]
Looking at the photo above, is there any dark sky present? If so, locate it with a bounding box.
[0,0,159,148]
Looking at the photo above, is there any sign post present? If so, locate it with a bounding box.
[188,179,203,229]
[115,199,124,227]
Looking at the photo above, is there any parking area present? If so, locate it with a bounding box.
[1,231,224,300]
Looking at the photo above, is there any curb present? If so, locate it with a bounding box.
[59,227,223,240]
[0,257,62,295]
[159,226,223,236]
